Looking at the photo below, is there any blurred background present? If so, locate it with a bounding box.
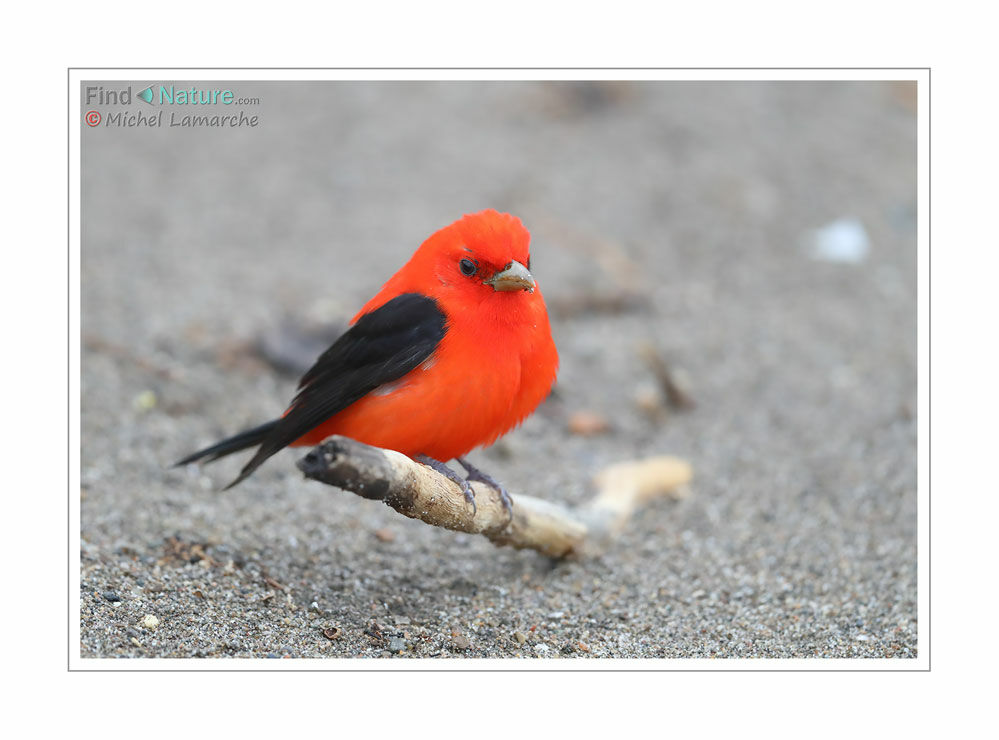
[80,80,917,659]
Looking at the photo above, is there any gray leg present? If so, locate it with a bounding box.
[416,454,477,515]
[457,457,514,523]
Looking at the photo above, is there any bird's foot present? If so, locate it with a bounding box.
[458,457,514,525]
[416,455,477,515]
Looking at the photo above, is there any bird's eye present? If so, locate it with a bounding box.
[459,258,478,276]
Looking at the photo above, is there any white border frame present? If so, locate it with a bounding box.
[69,68,929,671]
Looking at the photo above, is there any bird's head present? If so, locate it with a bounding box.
[355,210,548,325]
[423,209,538,300]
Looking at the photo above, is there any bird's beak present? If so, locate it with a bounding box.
[485,260,536,292]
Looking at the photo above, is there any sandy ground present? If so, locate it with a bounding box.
[79,80,916,659]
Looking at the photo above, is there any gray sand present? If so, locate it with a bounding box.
[80,81,916,659]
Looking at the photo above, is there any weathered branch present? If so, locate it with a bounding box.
[297,436,692,558]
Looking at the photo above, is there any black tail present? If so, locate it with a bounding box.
[174,419,280,488]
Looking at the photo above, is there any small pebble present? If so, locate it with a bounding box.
[452,634,471,650]
[102,590,122,603]
[567,411,610,436]
[388,637,408,653]
[132,390,157,411]
[142,614,160,630]
[807,218,870,263]
[633,383,666,417]
[513,631,527,645]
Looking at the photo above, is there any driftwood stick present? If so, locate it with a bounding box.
[298,436,692,558]
[582,456,693,539]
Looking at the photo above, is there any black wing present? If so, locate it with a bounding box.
[225,292,447,487]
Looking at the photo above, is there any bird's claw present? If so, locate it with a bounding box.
[416,454,477,516]
[416,455,513,524]
[460,480,478,516]
[458,457,514,525]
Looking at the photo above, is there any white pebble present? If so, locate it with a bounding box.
[807,218,870,263]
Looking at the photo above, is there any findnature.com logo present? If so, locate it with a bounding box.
[83,84,261,128]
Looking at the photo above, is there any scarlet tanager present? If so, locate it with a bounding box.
[176,210,559,514]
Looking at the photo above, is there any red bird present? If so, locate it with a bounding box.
[177,209,559,514]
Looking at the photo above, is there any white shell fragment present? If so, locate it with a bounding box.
[807,218,870,263]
